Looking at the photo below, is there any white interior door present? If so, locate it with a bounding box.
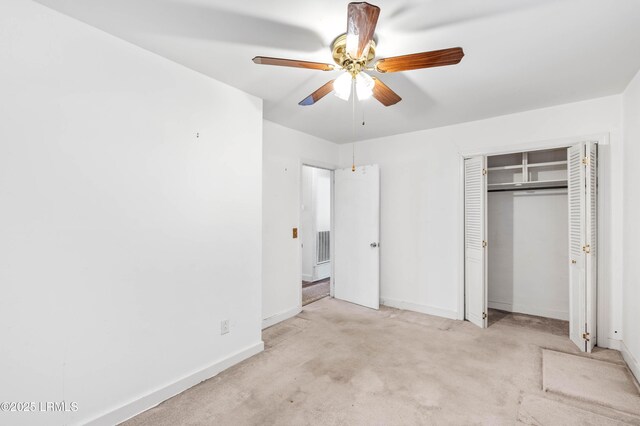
[334,164,380,309]
[585,142,598,352]
[568,142,597,352]
[464,156,487,328]
[568,144,587,350]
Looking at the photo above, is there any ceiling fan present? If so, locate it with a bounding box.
[252,2,464,107]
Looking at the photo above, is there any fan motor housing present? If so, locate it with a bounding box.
[331,33,376,74]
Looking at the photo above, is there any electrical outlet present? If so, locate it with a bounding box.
[221,319,229,335]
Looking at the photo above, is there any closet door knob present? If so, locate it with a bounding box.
[571,259,577,264]
[370,242,378,248]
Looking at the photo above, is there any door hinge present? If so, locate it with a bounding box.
[582,332,590,341]
[582,244,591,254]
[482,168,487,176]
[482,240,488,248]
[482,312,487,320]
[582,156,590,166]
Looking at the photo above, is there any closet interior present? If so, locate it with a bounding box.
[487,147,570,322]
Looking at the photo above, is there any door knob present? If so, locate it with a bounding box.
[370,242,378,248]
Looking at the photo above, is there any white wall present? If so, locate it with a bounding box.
[622,69,640,379]
[0,1,263,425]
[488,190,569,320]
[301,166,315,281]
[262,121,339,327]
[313,168,331,281]
[338,95,624,348]
[301,166,331,282]
[315,169,331,232]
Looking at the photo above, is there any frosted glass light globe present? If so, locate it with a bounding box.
[356,72,375,100]
[333,72,353,101]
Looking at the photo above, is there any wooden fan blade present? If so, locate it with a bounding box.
[346,2,380,60]
[372,77,401,106]
[299,80,335,106]
[375,47,464,73]
[252,56,335,71]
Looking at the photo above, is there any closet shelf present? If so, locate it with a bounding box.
[488,179,568,191]
[487,165,522,171]
[526,160,568,168]
[487,160,567,172]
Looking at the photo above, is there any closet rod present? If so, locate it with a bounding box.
[488,185,567,193]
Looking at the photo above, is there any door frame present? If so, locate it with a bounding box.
[299,160,337,309]
[458,133,610,347]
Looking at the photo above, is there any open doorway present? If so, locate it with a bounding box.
[464,143,598,352]
[301,165,331,306]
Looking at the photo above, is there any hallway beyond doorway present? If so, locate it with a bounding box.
[302,278,330,306]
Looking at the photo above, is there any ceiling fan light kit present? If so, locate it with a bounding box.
[252,2,465,107]
[333,72,353,101]
[355,72,375,100]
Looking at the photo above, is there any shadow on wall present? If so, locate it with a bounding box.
[35,0,324,51]
[488,190,514,312]
[488,189,570,321]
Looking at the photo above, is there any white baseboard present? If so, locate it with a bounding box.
[314,263,331,281]
[604,338,622,351]
[621,340,640,383]
[488,301,569,321]
[85,341,264,426]
[302,273,313,282]
[381,298,458,320]
[262,306,301,329]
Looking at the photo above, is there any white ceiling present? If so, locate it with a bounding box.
[36,0,640,143]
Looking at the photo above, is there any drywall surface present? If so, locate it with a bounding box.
[301,166,331,282]
[488,190,569,320]
[622,69,640,378]
[0,1,263,425]
[314,168,332,281]
[338,95,623,346]
[301,166,315,281]
[316,168,331,232]
[262,121,339,327]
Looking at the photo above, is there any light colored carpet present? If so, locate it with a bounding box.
[542,349,640,416]
[302,280,329,306]
[489,308,569,337]
[123,298,639,426]
[516,394,631,425]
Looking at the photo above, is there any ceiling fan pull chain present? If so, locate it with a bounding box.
[352,78,357,172]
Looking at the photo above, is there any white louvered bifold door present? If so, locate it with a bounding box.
[568,142,597,352]
[464,156,487,328]
[568,144,587,350]
[585,142,598,352]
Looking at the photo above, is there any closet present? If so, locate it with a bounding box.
[464,143,598,352]
[487,148,569,322]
